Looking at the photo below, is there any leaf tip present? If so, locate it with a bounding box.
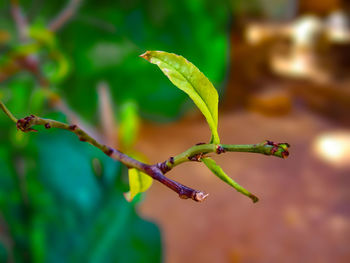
[250,194,259,203]
[140,51,151,61]
[123,192,133,202]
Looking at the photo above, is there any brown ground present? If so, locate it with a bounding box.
[136,109,350,263]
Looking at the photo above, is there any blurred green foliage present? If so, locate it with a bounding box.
[59,0,229,121]
[1,0,230,121]
[0,0,230,262]
[0,112,162,263]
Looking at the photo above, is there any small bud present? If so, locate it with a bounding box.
[188,154,203,162]
[69,124,77,131]
[179,194,189,199]
[281,150,289,159]
[271,146,278,155]
[216,145,225,154]
[156,160,172,173]
[265,140,275,146]
[104,147,114,156]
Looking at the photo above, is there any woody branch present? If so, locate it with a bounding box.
[0,101,289,202]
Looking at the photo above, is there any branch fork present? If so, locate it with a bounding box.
[1,101,289,202]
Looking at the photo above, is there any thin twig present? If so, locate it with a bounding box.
[0,52,99,141]
[97,82,117,147]
[48,0,83,32]
[1,102,206,201]
[10,0,28,41]
[48,92,102,142]
[0,101,289,202]
[157,141,290,174]
[0,101,18,123]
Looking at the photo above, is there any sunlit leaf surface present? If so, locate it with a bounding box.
[141,51,220,144]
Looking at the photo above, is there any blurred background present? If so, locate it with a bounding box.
[0,0,349,262]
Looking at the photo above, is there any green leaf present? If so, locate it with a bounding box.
[127,168,153,202]
[141,51,220,144]
[202,158,259,203]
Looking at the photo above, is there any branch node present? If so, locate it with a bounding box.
[188,153,203,162]
[264,140,290,158]
[156,156,174,173]
[104,147,114,156]
[16,115,37,132]
[216,145,225,154]
[68,124,77,131]
[156,161,170,173]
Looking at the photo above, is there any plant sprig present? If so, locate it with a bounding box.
[0,51,290,203]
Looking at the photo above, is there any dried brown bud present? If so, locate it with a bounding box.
[69,124,77,131]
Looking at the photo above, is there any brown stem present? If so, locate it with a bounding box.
[10,0,28,41]
[13,113,208,202]
[97,82,117,146]
[0,101,289,203]
[48,0,83,32]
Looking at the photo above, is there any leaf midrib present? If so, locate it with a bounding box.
[157,56,217,127]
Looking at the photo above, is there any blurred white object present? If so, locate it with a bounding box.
[270,15,329,82]
[292,15,323,47]
[245,13,349,82]
[270,49,329,82]
[245,23,268,45]
[313,131,350,167]
[325,10,350,43]
[245,23,290,45]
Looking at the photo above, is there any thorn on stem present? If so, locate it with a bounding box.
[44,123,51,129]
